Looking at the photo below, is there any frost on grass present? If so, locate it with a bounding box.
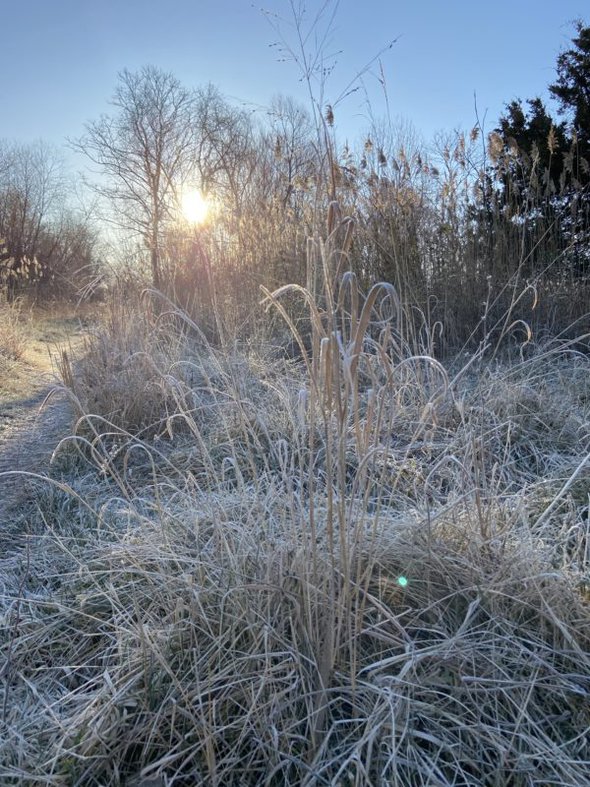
[1,263,589,785]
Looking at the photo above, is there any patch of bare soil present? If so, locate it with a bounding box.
[0,309,93,525]
[0,374,73,525]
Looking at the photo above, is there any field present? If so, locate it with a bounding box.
[1,236,589,785]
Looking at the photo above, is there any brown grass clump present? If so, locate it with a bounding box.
[1,502,588,785]
[60,293,192,439]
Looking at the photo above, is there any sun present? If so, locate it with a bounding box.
[181,189,210,225]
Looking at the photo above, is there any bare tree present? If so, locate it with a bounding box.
[192,84,258,215]
[0,141,65,300]
[72,66,195,289]
[266,95,315,210]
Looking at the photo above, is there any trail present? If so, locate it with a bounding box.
[0,369,73,526]
[0,310,92,528]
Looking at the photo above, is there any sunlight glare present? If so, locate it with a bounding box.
[181,189,210,225]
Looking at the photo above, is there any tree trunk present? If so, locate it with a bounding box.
[150,244,160,291]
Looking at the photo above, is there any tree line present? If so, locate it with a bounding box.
[0,141,99,302]
[1,21,588,348]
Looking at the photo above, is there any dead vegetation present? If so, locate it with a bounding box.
[1,211,588,785]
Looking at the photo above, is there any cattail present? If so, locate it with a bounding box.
[331,162,343,186]
[341,215,355,255]
[327,200,341,235]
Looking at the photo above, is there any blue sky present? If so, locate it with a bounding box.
[1,0,586,156]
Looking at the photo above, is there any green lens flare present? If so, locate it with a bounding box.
[397,576,408,587]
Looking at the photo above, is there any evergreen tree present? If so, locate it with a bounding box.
[481,23,590,278]
[496,97,567,193]
[549,20,590,165]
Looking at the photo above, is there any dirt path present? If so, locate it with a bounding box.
[0,373,74,525]
[0,308,91,525]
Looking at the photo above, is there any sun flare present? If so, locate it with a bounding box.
[181,189,210,225]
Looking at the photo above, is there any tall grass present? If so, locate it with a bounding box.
[96,95,590,355]
[1,205,589,785]
[0,300,29,366]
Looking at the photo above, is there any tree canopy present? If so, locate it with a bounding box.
[549,20,590,158]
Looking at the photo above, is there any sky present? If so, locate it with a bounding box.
[1,0,587,161]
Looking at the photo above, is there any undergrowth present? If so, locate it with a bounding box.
[1,207,589,785]
[0,300,29,367]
